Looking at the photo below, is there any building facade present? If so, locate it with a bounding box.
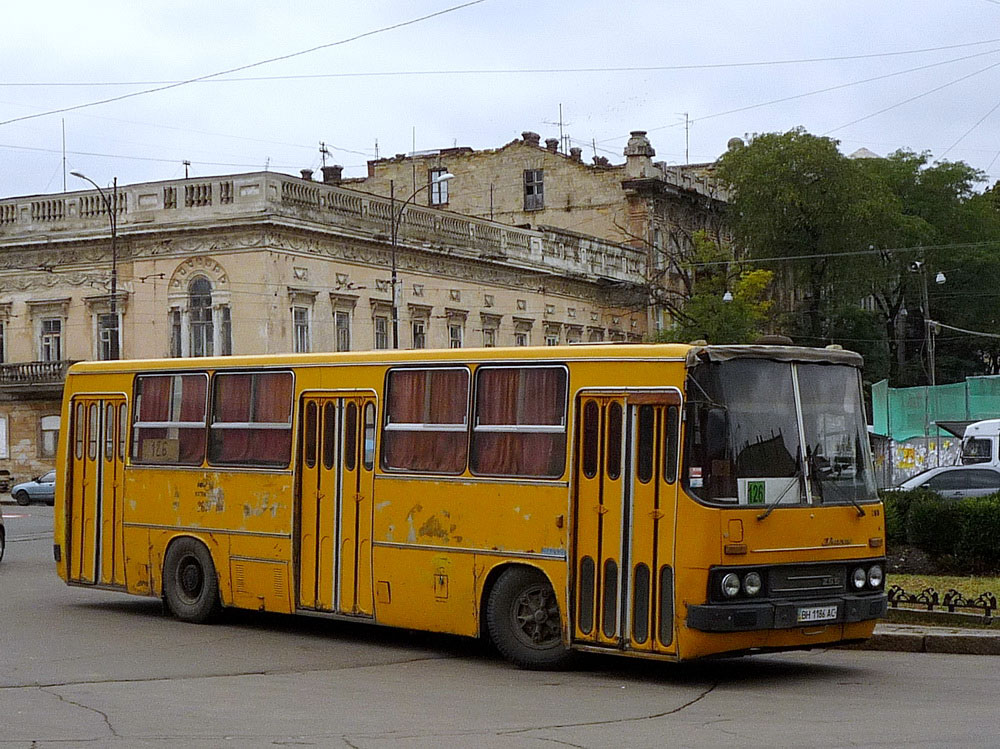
[356,130,730,332]
[0,171,647,479]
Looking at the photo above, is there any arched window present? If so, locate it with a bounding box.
[169,275,232,357]
[189,277,214,357]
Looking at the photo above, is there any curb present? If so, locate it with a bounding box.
[859,623,1000,655]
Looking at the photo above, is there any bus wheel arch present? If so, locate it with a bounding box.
[162,536,222,623]
[485,564,573,670]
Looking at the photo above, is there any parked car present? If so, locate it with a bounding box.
[893,465,1000,500]
[11,471,56,506]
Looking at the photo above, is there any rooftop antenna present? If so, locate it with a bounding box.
[543,104,571,153]
[374,138,379,160]
[265,157,271,172]
[319,141,331,168]
[183,160,191,179]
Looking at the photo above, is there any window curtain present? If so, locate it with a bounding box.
[210,373,292,466]
[472,367,566,477]
[384,369,468,472]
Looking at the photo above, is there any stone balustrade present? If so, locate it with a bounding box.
[0,360,75,388]
[0,173,647,285]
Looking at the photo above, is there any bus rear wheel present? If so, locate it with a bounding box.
[163,538,221,623]
[487,567,572,670]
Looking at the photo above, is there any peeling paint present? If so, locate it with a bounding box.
[386,524,395,542]
[197,486,225,513]
[417,515,450,542]
[375,501,391,511]
[405,504,423,544]
[243,493,282,519]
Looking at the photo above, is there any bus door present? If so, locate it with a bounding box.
[68,396,127,586]
[572,391,681,654]
[298,393,376,616]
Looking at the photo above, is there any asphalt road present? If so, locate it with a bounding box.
[1,506,996,748]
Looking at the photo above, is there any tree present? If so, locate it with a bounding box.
[716,130,1000,386]
[655,231,773,344]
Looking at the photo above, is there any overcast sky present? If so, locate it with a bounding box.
[3,0,1000,199]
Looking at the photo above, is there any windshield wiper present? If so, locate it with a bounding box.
[807,449,865,517]
[756,467,803,521]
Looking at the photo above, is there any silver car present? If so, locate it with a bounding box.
[894,465,1000,500]
[10,470,56,506]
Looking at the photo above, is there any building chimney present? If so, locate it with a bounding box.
[300,168,314,181]
[545,138,559,152]
[569,147,583,162]
[521,131,541,147]
[624,130,655,178]
[322,165,343,184]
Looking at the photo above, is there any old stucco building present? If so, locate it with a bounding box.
[356,130,730,331]
[0,171,647,479]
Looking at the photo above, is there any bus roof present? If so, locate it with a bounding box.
[65,342,865,376]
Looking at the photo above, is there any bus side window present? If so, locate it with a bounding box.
[582,400,599,479]
[104,403,115,462]
[75,402,85,459]
[383,367,469,473]
[636,404,654,483]
[470,366,567,478]
[606,401,622,480]
[344,402,358,471]
[88,403,98,460]
[303,401,318,469]
[362,402,376,471]
[664,405,679,484]
[323,401,336,470]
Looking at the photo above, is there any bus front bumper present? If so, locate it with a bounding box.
[686,593,888,632]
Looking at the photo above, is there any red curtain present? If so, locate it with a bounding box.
[383,368,469,472]
[471,367,566,477]
[210,373,292,466]
[135,375,206,464]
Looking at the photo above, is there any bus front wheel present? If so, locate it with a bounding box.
[163,538,221,623]
[487,567,572,670]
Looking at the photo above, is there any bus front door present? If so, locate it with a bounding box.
[573,392,680,655]
[68,396,127,586]
[298,394,376,616]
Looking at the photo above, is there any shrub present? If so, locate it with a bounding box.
[955,496,1000,570]
[905,494,963,559]
[880,489,936,544]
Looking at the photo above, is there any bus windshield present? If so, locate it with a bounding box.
[685,358,877,507]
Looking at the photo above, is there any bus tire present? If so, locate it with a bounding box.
[487,567,572,670]
[163,538,221,623]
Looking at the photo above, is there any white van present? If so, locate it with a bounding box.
[959,418,1000,466]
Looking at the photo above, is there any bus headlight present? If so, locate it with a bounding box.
[742,571,762,597]
[721,573,741,598]
[852,567,867,590]
[867,565,883,589]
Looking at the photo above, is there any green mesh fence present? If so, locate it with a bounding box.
[872,376,1000,442]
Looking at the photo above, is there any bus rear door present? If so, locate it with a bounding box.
[298,392,376,616]
[572,391,680,655]
[68,395,127,586]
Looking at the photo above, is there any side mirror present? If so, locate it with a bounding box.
[706,407,728,462]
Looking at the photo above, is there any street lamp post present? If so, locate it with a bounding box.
[70,171,119,359]
[912,260,946,464]
[389,172,454,349]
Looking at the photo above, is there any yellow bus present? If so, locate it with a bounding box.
[54,342,886,668]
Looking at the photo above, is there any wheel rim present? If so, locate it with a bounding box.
[175,554,205,604]
[511,583,561,649]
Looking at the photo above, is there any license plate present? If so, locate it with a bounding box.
[797,605,838,623]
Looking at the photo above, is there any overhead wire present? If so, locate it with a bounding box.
[0,0,490,128]
[6,38,1000,88]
